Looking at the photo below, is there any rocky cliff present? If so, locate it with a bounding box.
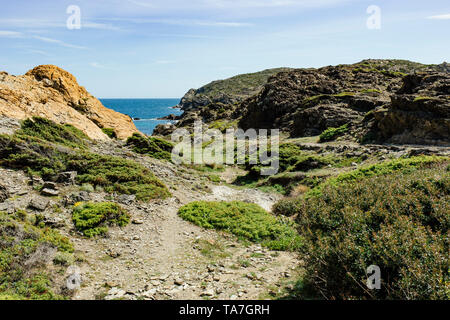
[179,68,292,111]
[172,59,449,146]
[0,65,140,140]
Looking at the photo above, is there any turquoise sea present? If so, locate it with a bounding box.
[100,98,182,135]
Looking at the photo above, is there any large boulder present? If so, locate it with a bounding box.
[0,65,140,140]
[372,73,450,145]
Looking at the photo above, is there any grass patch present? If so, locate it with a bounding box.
[413,96,438,102]
[178,201,303,251]
[333,92,355,98]
[101,128,117,139]
[72,202,130,238]
[0,210,73,300]
[194,239,230,260]
[126,133,174,161]
[319,124,349,142]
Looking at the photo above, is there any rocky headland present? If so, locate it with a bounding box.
[0,60,448,301]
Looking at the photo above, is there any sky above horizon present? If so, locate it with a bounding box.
[0,0,449,98]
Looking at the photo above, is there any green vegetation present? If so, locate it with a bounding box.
[413,96,438,102]
[178,201,303,251]
[308,156,447,197]
[333,92,355,98]
[126,133,174,161]
[191,68,291,102]
[352,60,426,77]
[0,119,170,201]
[0,210,73,300]
[101,128,117,139]
[360,89,382,94]
[319,124,349,142]
[208,119,239,132]
[67,152,170,201]
[16,116,89,149]
[234,143,355,195]
[72,202,130,238]
[289,163,449,299]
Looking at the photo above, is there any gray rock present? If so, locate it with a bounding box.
[28,197,49,211]
[64,191,90,206]
[29,176,44,187]
[57,171,77,185]
[43,182,58,190]
[42,215,65,228]
[0,185,9,203]
[0,117,20,136]
[117,194,136,205]
[0,202,14,213]
[41,188,59,197]
[201,289,215,297]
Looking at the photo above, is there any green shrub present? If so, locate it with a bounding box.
[101,128,117,139]
[126,133,174,161]
[307,156,447,198]
[178,201,303,251]
[67,152,170,201]
[272,198,301,217]
[72,202,130,238]
[319,124,349,142]
[53,252,75,266]
[0,211,73,300]
[0,133,171,201]
[290,163,449,299]
[16,117,89,148]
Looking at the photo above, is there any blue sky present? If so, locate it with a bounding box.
[0,0,449,98]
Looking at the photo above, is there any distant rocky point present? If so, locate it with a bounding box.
[165,59,449,146]
[0,65,140,140]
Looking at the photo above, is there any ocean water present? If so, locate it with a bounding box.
[100,99,183,135]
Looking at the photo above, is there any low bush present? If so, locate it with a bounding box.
[319,124,349,142]
[280,162,449,299]
[72,202,130,238]
[178,201,303,251]
[126,133,174,161]
[0,129,171,201]
[307,156,447,198]
[101,128,117,139]
[16,117,89,149]
[67,152,171,201]
[0,211,73,300]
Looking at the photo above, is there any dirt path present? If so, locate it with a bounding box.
[72,159,299,300]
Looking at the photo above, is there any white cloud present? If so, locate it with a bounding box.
[127,0,350,9]
[99,17,252,27]
[0,30,24,38]
[90,62,107,68]
[427,14,450,20]
[0,19,121,31]
[33,36,87,50]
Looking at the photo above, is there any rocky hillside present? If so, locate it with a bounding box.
[179,68,292,111]
[0,65,140,140]
[169,59,449,146]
